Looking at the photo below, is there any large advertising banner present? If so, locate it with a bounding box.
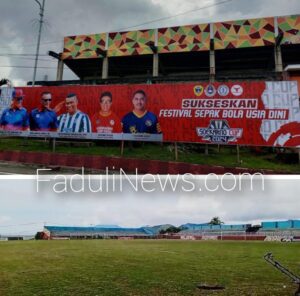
[0,81,299,147]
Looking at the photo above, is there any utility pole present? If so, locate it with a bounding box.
[32,0,45,86]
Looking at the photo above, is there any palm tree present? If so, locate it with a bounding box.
[209,217,224,225]
[0,78,10,86]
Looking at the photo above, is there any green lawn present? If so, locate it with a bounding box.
[0,138,299,173]
[0,240,299,295]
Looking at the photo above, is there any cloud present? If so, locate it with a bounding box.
[0,215,11,224]
[0,1,299,84]
[215,0,300,23]
[0,177,299,235]
[0,0,166,83]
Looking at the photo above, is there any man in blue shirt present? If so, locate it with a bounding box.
[122,90,161,134]
[0,89,29,131]
[30,91,58,131]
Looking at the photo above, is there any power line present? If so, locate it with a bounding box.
[0,65,72,70]
[0,65,57,69]
[0,53,50,56]
[0,39,62,50]
[114,0,234,31]
[0,0,233,52]
[0,56,56,62]
[4,58,55,62]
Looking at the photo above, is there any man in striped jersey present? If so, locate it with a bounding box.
[58,93,91,133]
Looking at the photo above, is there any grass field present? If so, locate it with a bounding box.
[0,138,299,173]
[0,240,299,295]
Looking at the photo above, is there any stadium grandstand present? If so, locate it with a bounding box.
[178,220,300,241]
[40,220,300,242]
[43,225,155,240]
[178,223,256,241]
[32,14,300,88]
[180,222,251,231]
[257,220,300,241]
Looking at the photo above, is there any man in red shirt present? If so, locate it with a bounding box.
[91,91,121,133]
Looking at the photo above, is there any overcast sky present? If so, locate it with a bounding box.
[0,177,299,235]
[0,0,300,85]
[1,1,300,236]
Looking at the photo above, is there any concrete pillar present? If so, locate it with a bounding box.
[153,53,159,77]
[102,57,109,79]
[56,59,64,81]
[209,49,215,82]
[207,45,216,156]
[54,60,62,151]
[274,45,283,74]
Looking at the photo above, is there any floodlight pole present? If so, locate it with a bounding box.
[32,0,45,86]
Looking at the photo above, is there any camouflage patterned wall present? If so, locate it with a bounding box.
[278,15,300,45]
[157,24,210,53]
[107,30,155,57]
[213,18,275,50]
[62,15,300,59]
[62,34,106,59]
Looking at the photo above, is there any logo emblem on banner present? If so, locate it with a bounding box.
[193,85,204,97]
[130,126,137,133]
[205,85,216,97]
[231,85,243,96]
[145,120,153,127]
[196,120,243,144]
[217,85,229,96]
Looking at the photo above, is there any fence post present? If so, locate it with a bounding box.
[237,145,240,163]
[205,144,209,155]
[52,138,56,153]
[120,140,124,156]
[174,142,178,161]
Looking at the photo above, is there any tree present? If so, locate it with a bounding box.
[0,78,10,86]
[159,226,182,234]
[209,217,224,225]
[35,231,45,240]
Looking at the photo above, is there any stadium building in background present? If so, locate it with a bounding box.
[36,14,300,92]
[39,220,300,242]
[6,14,298,149]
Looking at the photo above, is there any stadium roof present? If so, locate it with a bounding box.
[44,226,155,236]
[284,64,300,71]
[62,14,300,60]
[94,225,121,228]
[56,14,300,82]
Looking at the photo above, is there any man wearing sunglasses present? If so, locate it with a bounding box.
[0,89,29,131]
[29,91,58,131]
